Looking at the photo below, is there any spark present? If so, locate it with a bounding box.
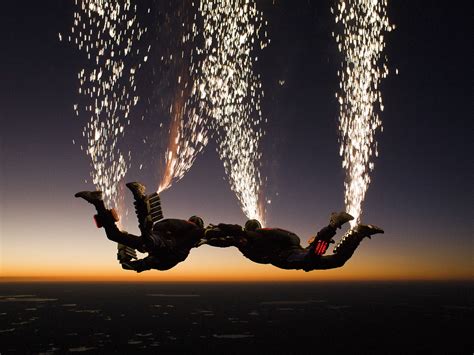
[70,0,149,209]
[157,1,268,226]
[333,0,394,227]
[197,0,268,224]
[157,2,210,193]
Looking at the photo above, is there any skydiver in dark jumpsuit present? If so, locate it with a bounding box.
[201,212,384,272]
[75,182,205,272]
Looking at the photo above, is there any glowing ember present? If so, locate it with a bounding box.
[68,0,149,208]
[333,0,394,227]
[197,0,268,224]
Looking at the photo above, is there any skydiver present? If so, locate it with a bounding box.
[75,182,205,273]
[200,212,384,271]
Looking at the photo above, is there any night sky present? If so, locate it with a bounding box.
[0,0,472,281]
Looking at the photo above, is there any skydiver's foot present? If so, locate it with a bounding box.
[354,224,384,239]
[74,190,103,205]
[126,181,146,199]
[329,211,354,229]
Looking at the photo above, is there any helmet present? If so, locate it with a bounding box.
[188,215,204,228]
[244,219,262,231]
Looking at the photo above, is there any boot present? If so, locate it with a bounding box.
[329,211,354,229]
[354,224,384,239]
[333,224,384,255]
[75,191,119,228]
[126,182,146,199]
[74,191,103,206]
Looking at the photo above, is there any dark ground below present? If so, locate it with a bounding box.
[0,282,472,354]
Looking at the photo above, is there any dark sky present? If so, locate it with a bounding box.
[0,1,472,280]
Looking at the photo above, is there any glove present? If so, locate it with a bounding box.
[204,225,225,239]
[217,223,245,236]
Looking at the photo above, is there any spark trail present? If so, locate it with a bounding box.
[156,2,209,193]
[67,0,149,208]
[333,0,393,226]
[159,68,209,193]
[197,0,268,224]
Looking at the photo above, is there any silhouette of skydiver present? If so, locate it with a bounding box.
[75,182,205,273]
[201,212,384,272]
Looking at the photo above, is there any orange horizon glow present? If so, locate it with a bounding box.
[1,275,472,283]
[2,255,472,283]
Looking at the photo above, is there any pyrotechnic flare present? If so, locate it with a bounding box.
[333,0,394,227]
[197,0,268,224]
[68,0,149,209]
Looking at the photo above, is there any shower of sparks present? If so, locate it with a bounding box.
[158,70,209,193]
[157,2,209,193]
[197,0,268,224]
[333,0,394,227]
[68,0,149,209]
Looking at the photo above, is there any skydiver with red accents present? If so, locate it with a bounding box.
[201,212,384,271]
[75,182,206,272]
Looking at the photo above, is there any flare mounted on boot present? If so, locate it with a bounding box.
[333,224,384,255]
[74,191,103,205]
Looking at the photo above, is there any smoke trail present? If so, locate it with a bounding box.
[197,0,268,224]
[333,0,394,226]
[67,0,149,209]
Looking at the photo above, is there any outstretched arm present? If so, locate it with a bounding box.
[203,236,238,248]
[120,256,153,273]
[199,223,245,247]
[120,254,181,273]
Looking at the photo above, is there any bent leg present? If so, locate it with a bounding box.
[96,206,144,251]
[274,248,312,270]
[302,225,383,271]
[76,190,147,254]
[304,229,364,270]
[306,211,354,256]
[273,244,349,271]
[307,225,337,256]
